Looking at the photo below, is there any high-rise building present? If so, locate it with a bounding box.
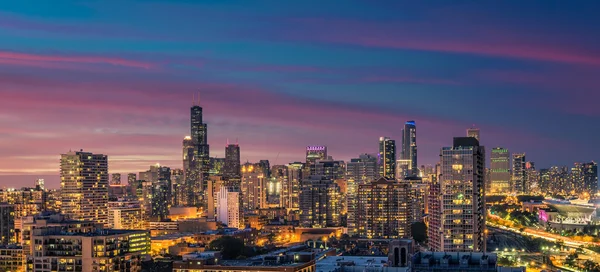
[111,173,121,185]
[281,162,303,211]
[241,163,266,212]
[345,154,378,184]
[401,121,418,177]
[127,173,137,197]
[0,204,14,244]
[209,157,225,176]
[305,146,327,177]
[583,162,598,196]
[311,159,345,180]
[217,186,243,229]
[434,137,486,252]
[378,137,396,180]
[467,126,480,142]
[299,176,341,228]
[404,177,428,223]
[171,169,185,206]
[512,153,526,194]
[490,148,510,195]
[186,103,210,208]
[224,143,241,180]
[427,173,442,251]
[107,200,145,230]
[60,150,109,226]
[139,165,172,220]
[356,178,411,239]
[524,162,539,194]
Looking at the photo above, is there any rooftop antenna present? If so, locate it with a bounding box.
[196,90,201,106]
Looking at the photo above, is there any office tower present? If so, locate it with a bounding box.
[583,162,598,196]
[182,136,197,206]
[191,104,210,191]
[45,190,61,213]
[434,137,485,252]
[345,154,378,184]
[0,187,46,219]
[490,147,510,195]
[111,173,121,185]
[217,186,243,229]
[35,179,44,190]
[404,177,428,223]
[401,121,418,177]
[209,157,225,176]
[29,226,149,272]
[311,159,345,180]
[241,163,266,212]
[378,137,396,180]
[0,204,14,244]
[512,153,526,194]
[356,178,411,239]
[281,162,303,211]
[539,166,570,195]
[140,165,171,220]
[224,143,241,180]
[305,146,327,176]
[467,126,480,141]
[299,176,341,228]
[427,173,442,251]
[107,200,145,230]
[60,150,109,225]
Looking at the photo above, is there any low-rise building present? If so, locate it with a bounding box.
[411,252,525,272]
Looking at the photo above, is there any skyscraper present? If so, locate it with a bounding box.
[188,104,210,208]
[224,143,241,180]
[401,121,418,177]
[345,154,378,184]
[356,177,411,239]
[467,126,480,141]
[299,176,341,228]
[139,164,172,220]
[434,137,486,252]
[305,146,327,177]
[512,153,526,194]
[490,148,510,195]
[378,137,396,180]
[60,150,109,225]
[182,136,198,206]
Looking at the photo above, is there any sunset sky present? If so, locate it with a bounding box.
[1,1,599,188]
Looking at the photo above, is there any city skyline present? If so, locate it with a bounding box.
[1,1,600,188]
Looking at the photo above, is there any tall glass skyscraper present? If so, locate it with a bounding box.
[378,137,396,180]
[401,121,418,177]
[184,104,210,208]
[224,143,241,180]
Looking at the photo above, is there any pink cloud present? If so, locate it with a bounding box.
[0,51,155,69]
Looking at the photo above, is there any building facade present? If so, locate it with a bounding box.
[216,186,243,229]
[223,143,241,180]
[0,204,15,244]
[356,178,411,239]
[512,153,526,194]
[299,176,341,228]
[401,121,418,177]
[378,137,396,180]
[241,163,266,212]
[436,137,486,252]
[490,148,510,195]
[60,150,109,226]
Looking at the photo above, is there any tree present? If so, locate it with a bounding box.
[583,260,600,272]
[208,236,245,259]
[411,222,427,243]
